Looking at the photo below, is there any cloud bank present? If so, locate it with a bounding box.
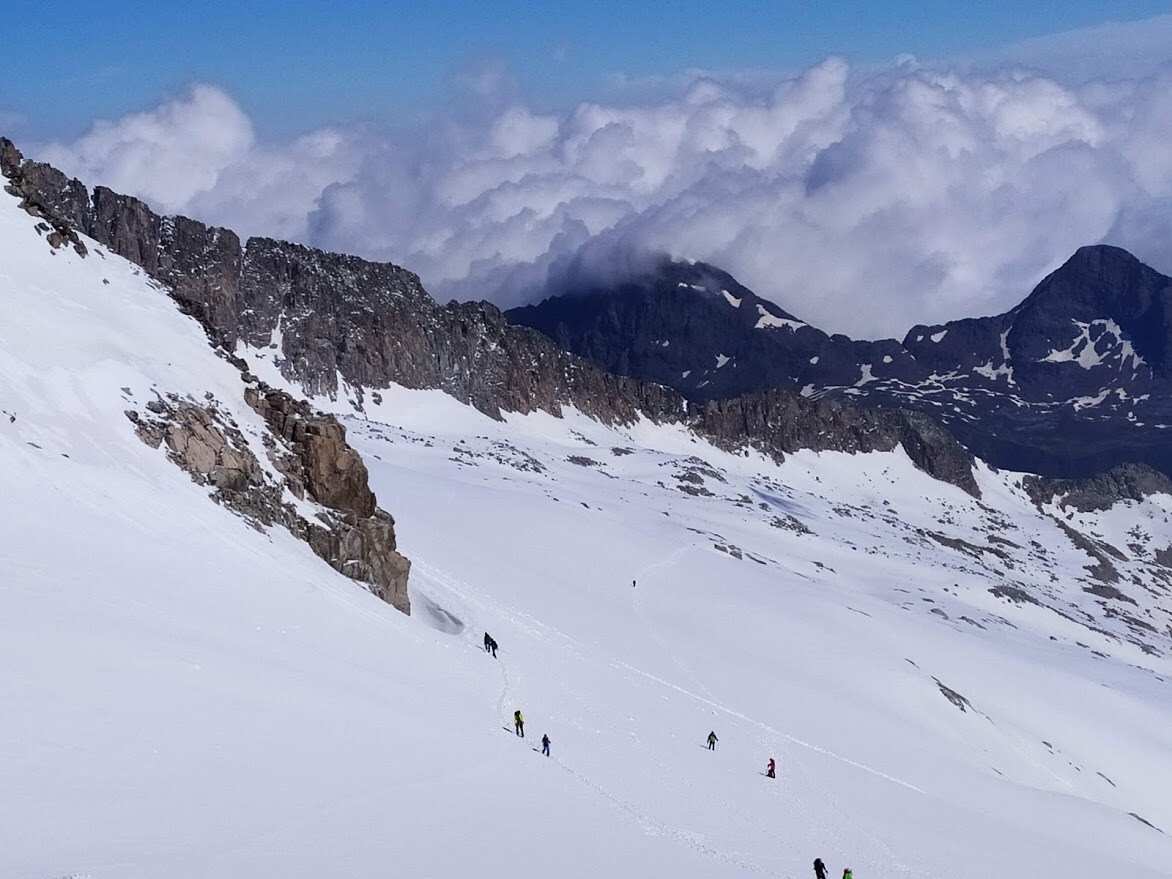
[31,56,1172,338]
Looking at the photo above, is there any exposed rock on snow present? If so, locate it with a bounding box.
[695,389,980,497]
[2,138,411,614]
[1022,463,1172,512]
[246,386,411,612]
[128,389,411,614]
[247,387,376,518]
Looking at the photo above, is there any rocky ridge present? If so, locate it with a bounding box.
[2,139,410,614]
[1022,464,1172,513]
[0,137,980,497]
[507,252,1172,481]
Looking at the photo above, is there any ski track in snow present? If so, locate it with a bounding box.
[608,658,926,794]
[632,542,718,701]
[420,547,925,876]
[629,543,925,796]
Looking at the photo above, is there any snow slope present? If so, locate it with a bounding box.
[3,185,1172,879]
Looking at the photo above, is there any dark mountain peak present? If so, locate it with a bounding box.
[1058,243,1153,277]
[1008,244,1172,373]
[509,241,1172,479]
[1022,244,1170,318]
[507,256,830,400]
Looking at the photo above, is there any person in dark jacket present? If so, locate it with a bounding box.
[514,710,525,737]
[766,757,776,778]
[484,632,492,652]
[489,637,498,657]
[706,731,718,750]
[541,733,551,756]
[813,858,827,879]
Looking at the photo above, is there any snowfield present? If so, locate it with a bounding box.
[2,186,1172,879]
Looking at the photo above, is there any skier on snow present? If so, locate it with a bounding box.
[541,733,551,756]
[514,710,525,737]
[706,731,718,750]
[814,858,827,879]
[766,757,776,778]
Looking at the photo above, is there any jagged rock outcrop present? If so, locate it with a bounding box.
[0,137,979,497]
[1022,463,1172,512]
[128,398,267,496]
[245,387,377,518]
[128,390,411,614]
[695,390,980,496]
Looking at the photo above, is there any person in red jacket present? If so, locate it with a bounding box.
[766,757,776,778]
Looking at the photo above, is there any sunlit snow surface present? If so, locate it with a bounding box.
[2,186,1172,879]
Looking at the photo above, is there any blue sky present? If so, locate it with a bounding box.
[10,2,1172,337]
[4,0,1172,138]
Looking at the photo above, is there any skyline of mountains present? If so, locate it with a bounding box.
[5,132,1172,485]
[508,246,1172,478]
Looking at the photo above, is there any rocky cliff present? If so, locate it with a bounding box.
[696,391,980,497]
[0,137,979,497]
[1022,463,1172,513]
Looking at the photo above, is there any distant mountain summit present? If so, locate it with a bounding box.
[507,248,1172,478]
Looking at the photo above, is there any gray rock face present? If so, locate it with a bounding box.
[129,399,265,494]
[306,510,411,612]
[243,384,411,613]
[695,390,980,497]
[244,387,377,518]
[1022,463,1172,512]
[129,390,411,615]
[0,136,978,498]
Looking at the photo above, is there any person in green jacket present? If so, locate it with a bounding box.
[842,869,853,879]
[514,710,525,737]
[706,730,718,750]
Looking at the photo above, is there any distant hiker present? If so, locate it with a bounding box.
[632,579,636,588]
[514,710,525,737]
[842,869,853,879]
[814,858,827,879]
[484,632,492,652]
[766,757,776,778]
[489,637,498,658]
[706,731,718,750]
[541,733,551,756]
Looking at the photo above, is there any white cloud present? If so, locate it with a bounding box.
[39,85,254,213]
[970,15,1172,83]
[31,53,1172,339]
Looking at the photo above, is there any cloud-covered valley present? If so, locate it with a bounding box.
[32,55,1172,338]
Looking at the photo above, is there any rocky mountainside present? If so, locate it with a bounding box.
[507,251,1172,479]
[0,137,980,496]
[1,139,414,612]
